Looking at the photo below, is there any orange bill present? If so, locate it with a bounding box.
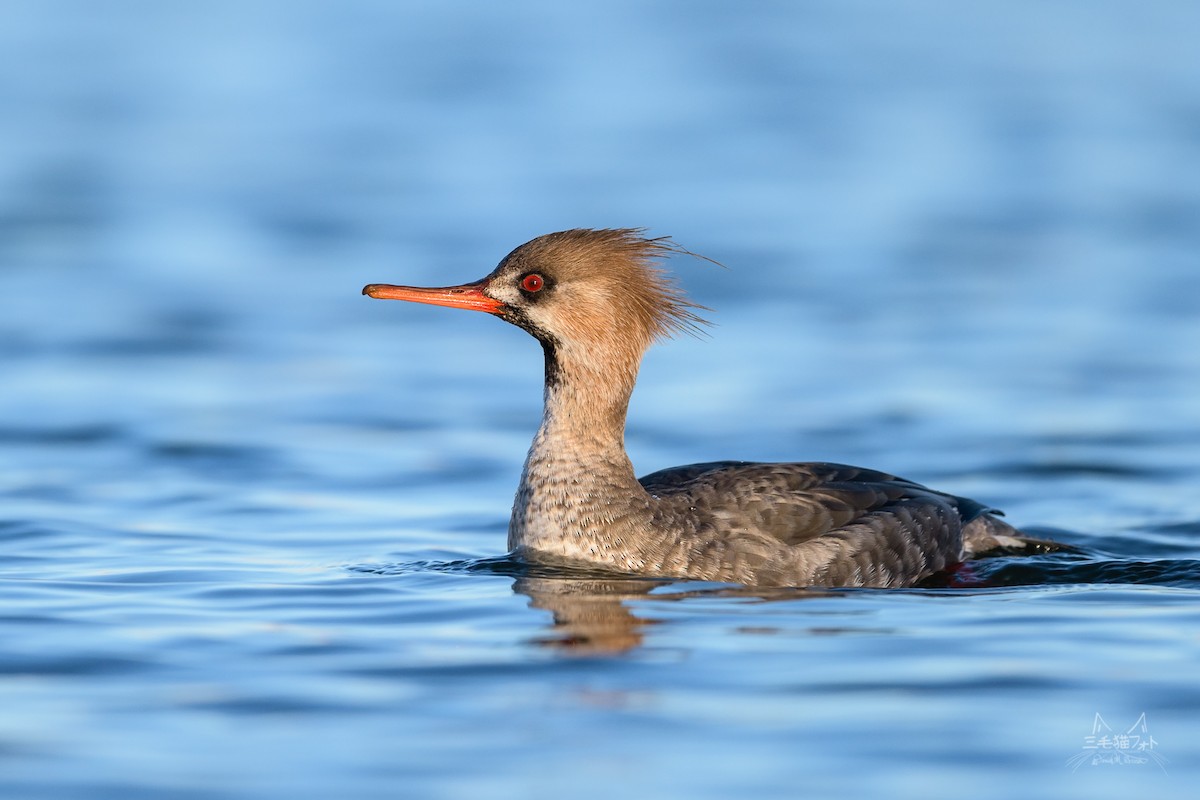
[362,281,505,314]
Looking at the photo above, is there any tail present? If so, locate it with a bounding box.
[960,508,1077,559]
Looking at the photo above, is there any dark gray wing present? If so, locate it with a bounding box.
[639,460,982,547]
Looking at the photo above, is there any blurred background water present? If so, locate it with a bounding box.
[2,1,1199,798]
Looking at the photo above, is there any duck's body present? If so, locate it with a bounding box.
[364,228,1046,588]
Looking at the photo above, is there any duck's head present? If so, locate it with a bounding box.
[364,229,708,382]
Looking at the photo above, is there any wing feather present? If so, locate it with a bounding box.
[639,461,966,547]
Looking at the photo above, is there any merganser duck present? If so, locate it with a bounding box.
[364,228,1050,587]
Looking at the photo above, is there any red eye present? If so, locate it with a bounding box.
[521,273,545,293]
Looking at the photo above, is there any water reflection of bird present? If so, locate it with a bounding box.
[364,229,1057,588]
[513,575,830,655]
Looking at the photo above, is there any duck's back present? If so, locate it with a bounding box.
[638,461,1004,587]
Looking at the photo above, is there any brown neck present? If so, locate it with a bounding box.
[540,338,637,438]
[506,339,654,563]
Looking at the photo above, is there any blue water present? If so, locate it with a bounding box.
[3,1,1199,798]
